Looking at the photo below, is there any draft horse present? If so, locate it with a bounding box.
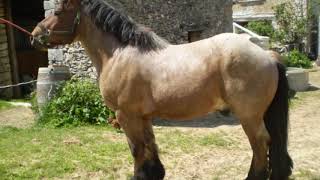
[31,0,293,179]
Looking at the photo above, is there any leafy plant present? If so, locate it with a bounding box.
[273,2,308,44]
[246,20,274,37]
[284,50,312,69]
[36,79,114,127]
[30,91,39,115]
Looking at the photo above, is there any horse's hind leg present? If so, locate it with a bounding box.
[239,115,270,180]
[116,110,165,180]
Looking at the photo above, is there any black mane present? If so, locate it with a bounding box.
[81,0,167,50]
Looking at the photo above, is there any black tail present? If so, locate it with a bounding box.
[264,62,293,179]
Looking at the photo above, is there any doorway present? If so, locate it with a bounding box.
[188,30,202,43]
[10,0,48,95]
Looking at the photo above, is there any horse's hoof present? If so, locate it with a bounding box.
[245,170,269,180]
[132,158,165,180]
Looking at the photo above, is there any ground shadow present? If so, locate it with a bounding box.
[306,84,320,91]
[289,84,319,98]
[153,112,239,128]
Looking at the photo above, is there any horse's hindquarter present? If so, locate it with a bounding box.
[215,33,279,117]
[149,40,226,119]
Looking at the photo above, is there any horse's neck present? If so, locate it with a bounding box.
[77,15,121,76]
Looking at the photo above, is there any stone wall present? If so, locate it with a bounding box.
[107,0,233,44]
[0,0,13,98]
[44,0,233,79]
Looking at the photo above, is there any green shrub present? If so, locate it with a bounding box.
[246,20,274,37]
[284,50,312,69]
[36,79,114,127]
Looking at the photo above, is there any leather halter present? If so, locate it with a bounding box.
[37,11,80,36]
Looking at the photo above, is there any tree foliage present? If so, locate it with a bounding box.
[273,1,308,44]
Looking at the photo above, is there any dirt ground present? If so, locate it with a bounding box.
[0,106,35,128]
[1,71,320,179]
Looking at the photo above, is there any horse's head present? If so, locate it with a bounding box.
[31,0,81,49]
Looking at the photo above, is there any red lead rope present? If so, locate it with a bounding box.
[0,18,33,36]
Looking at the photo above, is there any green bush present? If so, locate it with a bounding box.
[36,79,114,127]
[284,50,312,69]
[246,20,275,37]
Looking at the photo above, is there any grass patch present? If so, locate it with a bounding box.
[0,100,14,111]
[0,126,131,179]
[294,169,320,180]
[0,126,236,179]
[198,134,233,147]
[156,129,235,153]
[0,98,32,112]
[289,90,320,108]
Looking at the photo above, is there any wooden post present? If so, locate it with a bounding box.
[5,0,21,97]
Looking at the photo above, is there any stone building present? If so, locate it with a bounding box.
[233,0,287,25]
[233,0,319,58]
[45,0,233,78]
[233,0,308,24]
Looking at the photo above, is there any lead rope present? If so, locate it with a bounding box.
[0,18,33,36]
[0,18,35,90]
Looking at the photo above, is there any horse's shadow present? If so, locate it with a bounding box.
[153,112,239,128]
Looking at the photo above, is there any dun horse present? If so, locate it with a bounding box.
[31,0,293,179]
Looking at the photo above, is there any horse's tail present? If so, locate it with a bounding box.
[264,62,293,179]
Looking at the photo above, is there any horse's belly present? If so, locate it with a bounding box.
[151,64,224,119]
[153,90,227,120]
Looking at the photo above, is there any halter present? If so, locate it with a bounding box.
[36,11,81,36]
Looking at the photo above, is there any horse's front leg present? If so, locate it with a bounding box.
[116,110,165,180]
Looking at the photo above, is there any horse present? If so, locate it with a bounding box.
[31,0,293,179]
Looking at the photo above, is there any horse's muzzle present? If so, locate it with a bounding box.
[30,35,50,50]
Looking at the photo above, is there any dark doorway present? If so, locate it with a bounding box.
[188,30,202,43]
[11,0,48,95]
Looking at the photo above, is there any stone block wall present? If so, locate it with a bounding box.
[44,0,233,79]
[0,0,13,98]
[108,0,233,44]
